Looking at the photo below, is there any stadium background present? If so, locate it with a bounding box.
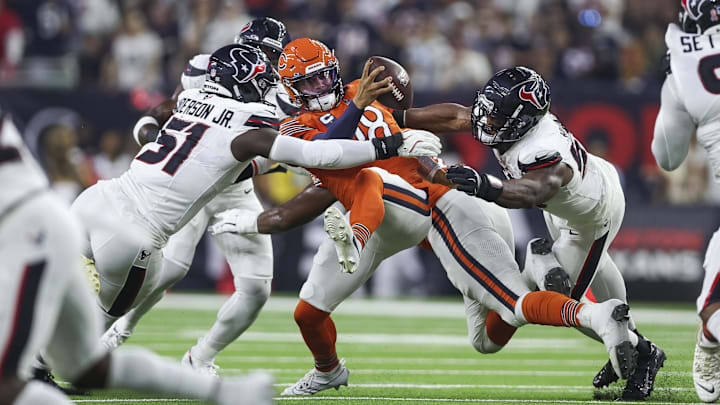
[0,0,708,301]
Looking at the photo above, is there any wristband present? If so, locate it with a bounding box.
[477,173,504,202]
[371,132,402,160]
[132,116,159,146]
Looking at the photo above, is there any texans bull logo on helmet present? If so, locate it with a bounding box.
[683,0,720,23]
[518,75,550,110]
[209,47,267,86]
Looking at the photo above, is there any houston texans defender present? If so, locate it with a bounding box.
[213,39,647,397]
[0,112,277,405]
[70,41,440,370]
[653,1,720,401]
[100,18,298,376]
[443,66,665,399]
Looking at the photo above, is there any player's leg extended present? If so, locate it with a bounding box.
[43,240,273,405]
[286,178,432,395]
[0,193,81,405]
[324,167,387,273]
[429,191,638,379]
[186,202,273,373]
[103,207,211,349]
[693,229,720,403]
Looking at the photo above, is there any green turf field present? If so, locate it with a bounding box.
[70,294,700,404]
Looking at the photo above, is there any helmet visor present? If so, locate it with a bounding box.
[293,69,337,97]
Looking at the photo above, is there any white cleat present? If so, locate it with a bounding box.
[323,207,360,273]
[216,372,274,405]
[694,329,720,402]
[182,349,219,378]
[281,359,349,396]
[100,321,132,351]
[588,299,637,380]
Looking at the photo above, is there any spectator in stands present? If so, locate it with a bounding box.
[15,0,76,57]
[0,0,23,73]
[91,129,131,180]
[106,8,163,91]
[41,124,95,203]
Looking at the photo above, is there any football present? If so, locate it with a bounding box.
[367,56,413,110]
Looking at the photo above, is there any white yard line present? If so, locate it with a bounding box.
[273,397,702,404]
[220,356,630,367]
[155,294,698,325]
[224,367,693,377]
[73,400,194,403]
[272,383,693,392]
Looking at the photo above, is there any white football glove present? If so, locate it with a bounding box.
[398,129,442,157]
[208,209,259,235]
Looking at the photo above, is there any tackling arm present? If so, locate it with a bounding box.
[446,163,572,209]
[258,185,337,233]
[396,103,472,133]
[652,77,695,171]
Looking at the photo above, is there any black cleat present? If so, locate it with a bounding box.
[621,343,666,400]
[544,267,571,296]
[32,366,87,396]
[593,360,619,388]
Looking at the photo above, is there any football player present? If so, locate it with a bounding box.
[100,18,297,376]
[439,67,665,399]
[0,112,274,405]
[70,40,440,376]
[652,1,720,402]
[213,38,644,396]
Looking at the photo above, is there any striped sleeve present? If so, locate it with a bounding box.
[279,118,321,140]
[246,115,280,129]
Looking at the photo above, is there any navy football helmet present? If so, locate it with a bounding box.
[471,66,551,147]
[679,0,720,33]
[202,44,276,103]
[234,17,291,66]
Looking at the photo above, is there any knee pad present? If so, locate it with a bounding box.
[469,332,503,354]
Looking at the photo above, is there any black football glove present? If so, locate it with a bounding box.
[446,165,504,202]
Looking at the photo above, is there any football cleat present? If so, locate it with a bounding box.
[281,359,349,395]
[182,349,219,378]
[586,299,637,380]
[216,372,274,405]
[592,360,619,388]
[622,341,666,400]
[523,238,569,295]
[100,321,132,350]
[324,207,360,273]
[82,255,101,295]
[32,361,87,395]
[694,328,720,403]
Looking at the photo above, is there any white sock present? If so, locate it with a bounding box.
[123,260,189,332]
[108,347,218,402]
[702,310,720,347]
[193,279,270,362]
[14,381,73,405]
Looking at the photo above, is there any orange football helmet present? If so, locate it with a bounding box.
[278,38,344,112]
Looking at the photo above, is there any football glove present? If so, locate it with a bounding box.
[208,209,259,235]
[446,164,504,202]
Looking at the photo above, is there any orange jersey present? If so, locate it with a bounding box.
[279,80,449,211]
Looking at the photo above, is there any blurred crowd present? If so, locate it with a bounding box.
[2,0,718,207]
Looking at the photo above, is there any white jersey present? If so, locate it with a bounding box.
[114,88,278,237]
[494,113,616,229]
[665,23,720,178]
[0,116,49,215]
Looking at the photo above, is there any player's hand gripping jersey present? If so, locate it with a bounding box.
[115,88,279,238]
[280,80,449,210]
[664,23,720,178]
[493,113,619,231]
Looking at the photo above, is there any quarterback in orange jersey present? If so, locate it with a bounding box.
[211,37,644,396]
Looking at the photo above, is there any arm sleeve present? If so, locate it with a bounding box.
[652,77,696,171]
[268,135,376,169]
[312,101,363,140]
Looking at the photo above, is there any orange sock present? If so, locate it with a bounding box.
[294,300,339,371]
[349,169,385,250]
[521,291,584,328]
[486,310,517,346]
